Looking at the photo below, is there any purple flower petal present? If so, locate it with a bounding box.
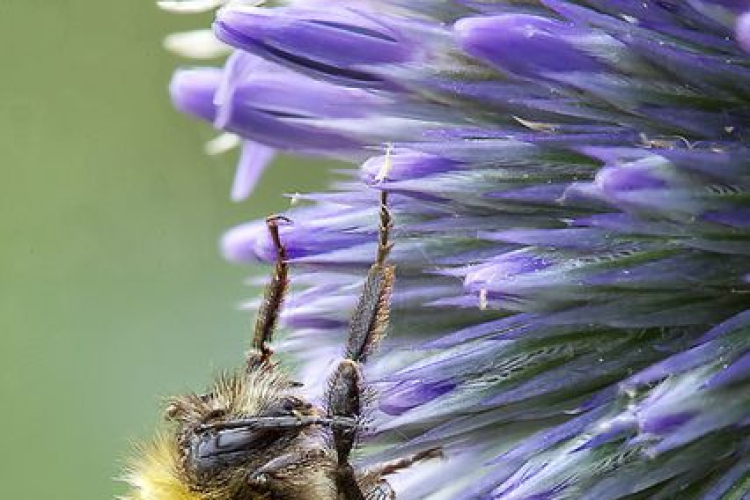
[230,141,276,201]
[214,5,414,86]
[455,15,605,78]
[737,11,750,52]
[703,208,750,228]
[705,350,750,388]
[170,67,222,122]
[640,411,696,435]
[360,151,458,184]
[380,380,456,415]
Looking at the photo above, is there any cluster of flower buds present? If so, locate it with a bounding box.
[165,1,750,499]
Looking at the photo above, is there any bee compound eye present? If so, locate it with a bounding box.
[191,427,282,461]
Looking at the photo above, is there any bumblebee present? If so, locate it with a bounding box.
[123,192,440,500]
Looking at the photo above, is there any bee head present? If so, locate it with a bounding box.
[162,371,315,491]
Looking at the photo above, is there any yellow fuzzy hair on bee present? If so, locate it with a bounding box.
[121,434,202,500]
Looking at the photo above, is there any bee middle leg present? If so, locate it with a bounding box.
[369,448,444,478]
[325,192,395,500]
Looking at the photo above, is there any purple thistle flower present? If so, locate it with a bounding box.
[166,1,750,499]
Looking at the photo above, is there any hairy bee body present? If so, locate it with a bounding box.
[126,434,339,500]
[124,368,350,500]
[123,195,437,500]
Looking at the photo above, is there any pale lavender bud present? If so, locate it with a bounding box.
[455,15,606,78]
[214,5,416,86]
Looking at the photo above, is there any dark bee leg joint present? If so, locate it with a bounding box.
[336,463,367,500]
[376,190,393,267]
[248,215,291,369]
[326,360,363,461]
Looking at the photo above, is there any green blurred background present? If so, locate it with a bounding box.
[0,2,330,498]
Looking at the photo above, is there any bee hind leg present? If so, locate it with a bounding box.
[325,191,395,500]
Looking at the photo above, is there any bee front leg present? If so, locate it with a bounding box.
[246,448,334,499]
[247,215,291,370]
[248,449,323,484]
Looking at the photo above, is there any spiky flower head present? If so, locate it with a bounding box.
[166,1,750,499]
